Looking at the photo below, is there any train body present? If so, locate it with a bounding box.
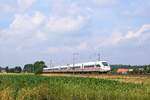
[43,61,111,73]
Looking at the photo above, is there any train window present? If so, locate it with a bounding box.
[61,68,67,70]
[74,66,80,68]
[102,62,108,66]
[96,64,101,67]
[84,65,94,68]
[71,66,80,70]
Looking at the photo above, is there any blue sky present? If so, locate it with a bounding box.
[0,0,150,67]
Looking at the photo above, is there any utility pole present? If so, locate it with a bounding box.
[50,59,52,68]
[72,53,79,73]
[73,53,79,66]
[97,53,100,61]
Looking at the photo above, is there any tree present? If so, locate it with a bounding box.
[0,66,1,72]
[33,61,47,74]
[23,61,47,74]
[23,64,34,73]
[14,66,22,73]
[5,66,9,73]
[144,65,150,73]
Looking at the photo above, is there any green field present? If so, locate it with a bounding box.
[0,74,149,100]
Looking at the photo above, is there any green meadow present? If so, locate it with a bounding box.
[0,74,149,100]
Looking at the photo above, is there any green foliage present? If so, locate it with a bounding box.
[0,75,149,100]
[14,66,22,73]
[3,66,22,73]
[23,61,47,74]
[110,68,118,74]
[111,64,131,68]
[34,61,47,74]
[23,64,34,73]
[144,65,150,73]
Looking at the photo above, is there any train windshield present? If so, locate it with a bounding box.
[102,62,108,66]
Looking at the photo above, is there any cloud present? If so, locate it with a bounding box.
[1,0,150,65]
[93,0,119,7]
[46,42,89,54]
[0,11,47,50]
[10,11,87,34]
[17,0,35,12]
[105,24,150,46]
[125,24,150,39]
[0,9,88,51]
[10,12,45,33]
[0,3,15,13]
[45,16,86,33]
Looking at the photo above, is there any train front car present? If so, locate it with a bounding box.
[98,61,111,72]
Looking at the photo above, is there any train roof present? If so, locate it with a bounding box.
[68,61,107,67]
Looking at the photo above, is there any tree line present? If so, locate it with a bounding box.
[23,61,47,74]
[0,61,47,74]
[110,64,150,74]
[1,62,150,74]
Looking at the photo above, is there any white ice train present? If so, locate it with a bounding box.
[43,61,111,73]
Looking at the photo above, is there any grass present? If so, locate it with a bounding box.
[0,74,150,100]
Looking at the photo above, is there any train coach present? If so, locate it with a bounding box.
[43,61,111,73]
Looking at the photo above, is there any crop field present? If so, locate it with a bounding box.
[0,74,150,100]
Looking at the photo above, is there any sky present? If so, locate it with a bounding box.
[0,0,150,67]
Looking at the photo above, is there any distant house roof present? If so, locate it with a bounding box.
[117,68,128,73]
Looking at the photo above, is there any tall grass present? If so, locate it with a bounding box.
[0,75,149,100]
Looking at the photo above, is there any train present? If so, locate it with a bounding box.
[43,61,111,73]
